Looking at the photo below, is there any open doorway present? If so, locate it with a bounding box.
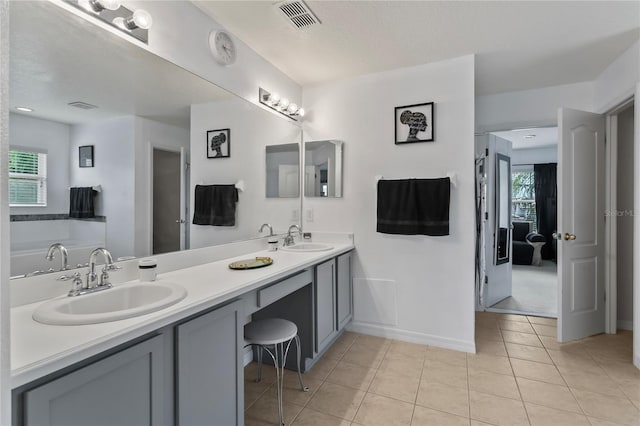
[152,148,181,255]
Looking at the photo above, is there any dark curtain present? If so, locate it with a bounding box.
[534,163,557,260]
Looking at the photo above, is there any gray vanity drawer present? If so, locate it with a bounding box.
[257,269,313,308]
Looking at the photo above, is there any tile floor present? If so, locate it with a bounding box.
[244,312,640,425]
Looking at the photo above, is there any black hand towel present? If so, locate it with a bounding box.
[377,177,450,236]
[192,184,239,226]
[69,187,97,218]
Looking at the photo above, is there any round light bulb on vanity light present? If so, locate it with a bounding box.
[280,98,290,109]
[131,9,153,29]
[100,0,121,10]
[269,93,280,105]
[287,103,298,114]
[297,108,305,117]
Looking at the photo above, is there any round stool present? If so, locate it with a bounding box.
[244,318,309,425]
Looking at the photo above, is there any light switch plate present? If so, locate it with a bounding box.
[305,208,314,222]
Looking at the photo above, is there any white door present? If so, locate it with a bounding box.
[179,147,189,250]
[558,108,606,342]
[278,164,299,197]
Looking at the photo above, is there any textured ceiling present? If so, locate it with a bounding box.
[193,1,640,95]
[493,127,558,150]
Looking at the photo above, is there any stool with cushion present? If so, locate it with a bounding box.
[526,232,546,266]
[244,318,309,425]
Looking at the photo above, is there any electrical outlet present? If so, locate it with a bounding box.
[291,209,299,221]
[305,208,314,222]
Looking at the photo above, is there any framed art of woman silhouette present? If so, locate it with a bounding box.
[394,102,434,144]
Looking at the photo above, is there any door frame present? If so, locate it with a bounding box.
[148,143,188,255]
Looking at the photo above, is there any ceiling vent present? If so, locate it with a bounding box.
[276,0,321,29]
[68,101,98,110]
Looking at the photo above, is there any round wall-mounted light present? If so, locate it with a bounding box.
[114,9,153,30]
[297,108,305,117]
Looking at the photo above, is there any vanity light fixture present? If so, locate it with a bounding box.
[64,0,152,44]
[15,107,34,112]
[259,87,305,120]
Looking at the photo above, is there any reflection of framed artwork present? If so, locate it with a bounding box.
[394,102,434,144]
[207,128,230,159]
[79,145,94,168]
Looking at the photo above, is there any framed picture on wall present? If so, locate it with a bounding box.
[207,128,231,159]
[79,145,94,168]
[394,102,434,144]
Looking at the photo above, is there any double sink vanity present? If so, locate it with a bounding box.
[10,235,354,425]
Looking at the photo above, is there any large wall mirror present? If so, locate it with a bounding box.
[9,1,301,277]
[495,153,512,265]
[304,140,343,198]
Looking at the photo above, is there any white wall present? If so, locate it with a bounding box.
[190,98,301,249]
[9,113,70,215]
[617,106,635,330]
[302,55,476,352]
[123,0,301,109]
[134,117,189,257]
[476,82,594,132]
[69,117,136,260]
[594,40,640,113]
[512,146,558,165]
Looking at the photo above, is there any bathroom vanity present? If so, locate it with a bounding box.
[10,240,354,426]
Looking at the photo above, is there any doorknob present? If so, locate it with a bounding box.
[564,233,576,241]
[175,219,185,224]
[552,232,562,240]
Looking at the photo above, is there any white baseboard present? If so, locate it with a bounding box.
[347,321,476,353]
[617,320,634,331]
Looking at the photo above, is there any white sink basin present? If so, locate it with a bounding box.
[281,243,334,252]
[33,281,187,326]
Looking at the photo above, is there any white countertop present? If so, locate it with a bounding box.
[11,241,354,389]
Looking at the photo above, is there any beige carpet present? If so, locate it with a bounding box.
[491,260,557,317]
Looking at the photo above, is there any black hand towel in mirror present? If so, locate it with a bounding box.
[377,177,450,236]
[192,184,239,226]
[69,187,97,218]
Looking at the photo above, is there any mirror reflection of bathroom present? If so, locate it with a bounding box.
[476,128,558,319]
[304,140,343,198]
[265,143,300,198]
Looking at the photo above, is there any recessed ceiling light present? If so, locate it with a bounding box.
[524,134,536,139]
[15,107,34,112]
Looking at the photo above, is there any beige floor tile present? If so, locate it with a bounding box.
[386,341,429,359]
[467,352,513,376]
[506,343,553,364]
[368,370,420,403]
[572,388,640,426]
[262,374,322,406]
[422,359,469,389]
[306,382,366,421]
[587,347,634,365]
[527,316,557,326]
[531,324,557,338]
[618,381,640,410]
[379,353,425,379]
[587,416,631,426]
[323,340,353,361]
[476,317,500,330]
[292,407,351,426]
[425,346,468,367]
[469,391,529,426]
[303,356,338,381]
[355,334,392,349]
[517,377,582,413]
[510,358,565,385]
[470,421,494,426]
[546,349,603,374]
[411,406,470,426]
[245,378,273,409]
[336,331,359,346]
[501,313,531,323]
[342,342,388,369]
[352,393,414,426]
[502,330,543,347]
[600,361,640,386]
[538,336,586,352]
[469,368,521,400]
[416,380,470,417]
[476,340,508,357]
[475,327,504,342]
[245,362,278,384]
[326,361,377,391]
[245,393,304,425]
[499,320,536,334]
[525,402,590,426]
[558,365,626,398]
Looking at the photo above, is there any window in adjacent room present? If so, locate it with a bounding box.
[9,149,47,207]
[511,166,536,231]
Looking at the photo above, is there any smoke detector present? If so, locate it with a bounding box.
[68,101,98,110]
[276,0,321,29]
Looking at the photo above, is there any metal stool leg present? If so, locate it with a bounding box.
[256,345,263,383]
[262,344,285,426]
[294,335,309,392]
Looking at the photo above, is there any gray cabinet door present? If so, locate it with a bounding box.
[315,259,336,353]
[24,335,166,426]
[176,300,243,426]
[337,251,353,330]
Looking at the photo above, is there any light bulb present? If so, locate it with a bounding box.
[79,0,95,13]
[298,108,305,117]
[132,9,153,29]
[287,103,298,114]
[269,93,280,105]
[100,0,121,10]
[280,98,290,109]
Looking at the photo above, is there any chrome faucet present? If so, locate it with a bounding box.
[46,243,69,271]
[87,247,119,289]
[259,223,274,236]
[283,224,301,246]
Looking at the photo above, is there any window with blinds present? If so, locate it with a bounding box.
[9,149,47,206]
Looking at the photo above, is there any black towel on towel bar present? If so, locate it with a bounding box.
[69,187,97,218]
[192,184,239,226]
[376,178,450,236]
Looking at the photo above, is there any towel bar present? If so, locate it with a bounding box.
[374,173,457,188]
